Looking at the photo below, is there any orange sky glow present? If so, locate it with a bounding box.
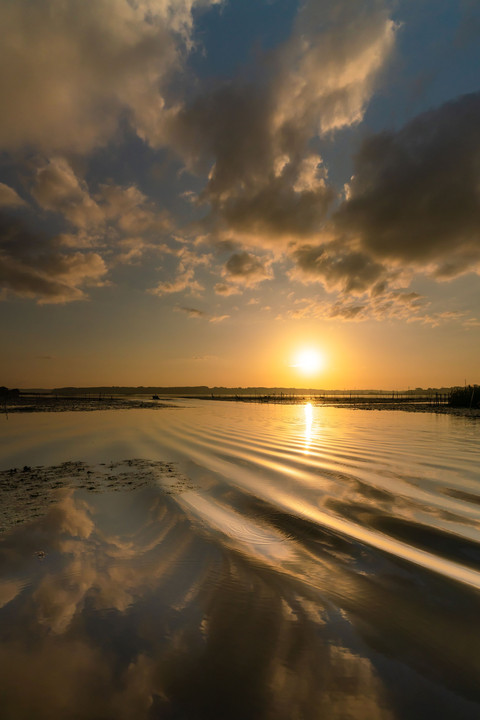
[0,1,479,390]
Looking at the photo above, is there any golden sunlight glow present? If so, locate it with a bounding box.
[291,348,325,375]
[304,402,313,454]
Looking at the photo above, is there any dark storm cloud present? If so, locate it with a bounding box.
[335,92,480,276]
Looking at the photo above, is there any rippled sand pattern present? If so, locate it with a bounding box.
[0,402,479,719]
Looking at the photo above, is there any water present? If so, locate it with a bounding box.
[0,401,479,719]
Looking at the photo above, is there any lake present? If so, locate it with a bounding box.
[0,401,479,719]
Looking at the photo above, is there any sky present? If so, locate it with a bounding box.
[1,0,479,389]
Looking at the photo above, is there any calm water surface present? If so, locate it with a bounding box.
[0,401,479,719]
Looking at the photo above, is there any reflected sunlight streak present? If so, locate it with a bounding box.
[304,402,313,455]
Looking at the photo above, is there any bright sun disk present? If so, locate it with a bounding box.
[292,348,324,374]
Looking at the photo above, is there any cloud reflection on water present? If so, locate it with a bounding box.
[0,483,395,720]
[1,405,480,718]
[1,468,480,719]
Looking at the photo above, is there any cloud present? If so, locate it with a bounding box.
[32,158,171,243]
[334,91,480,279]
[165,0,397,248]
[175,305,228,323]
[192,354,218,361]
[0,157,174,302]
[26,157,174,273]
[0,0,220,155]
[150,267,203,296]
[222,251,272,287]
[213,283,241,296]
[0,250,107,304]
[286,90,480,317]
[283,289,429,324]
[0,0,402,310]
[176,305,207,318]
[32,158,104,230]
[290,242,386,294]
[5,0,476,326]
[272,0,397,136]
[149,242,211,296]
[0,212,107,303]
[0,183,26,208]
[99,184,171,237]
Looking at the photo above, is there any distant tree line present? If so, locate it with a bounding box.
[12,385,480,407]
[0,386,20,399]
[449,385,480,408]
[50,385,470,397]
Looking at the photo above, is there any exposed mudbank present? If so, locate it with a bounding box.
[2,395,479,416]
[0,459,195,533]
[332,401,480,417]
[2,396,174,413]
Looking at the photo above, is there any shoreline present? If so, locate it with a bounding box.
[1,395,479,417]
[328,402,480,417]
[2,396,173,413]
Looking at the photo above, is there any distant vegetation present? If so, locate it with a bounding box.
[0,386,19,399]
[449,385,480,408]
[6,384,479,408]
[47,385,463,397]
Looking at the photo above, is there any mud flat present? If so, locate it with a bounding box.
[2,396,174,413]
[328,401,480,417]
[0,459,195,533]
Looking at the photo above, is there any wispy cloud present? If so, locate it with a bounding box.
[176,305,207,318]
[174,304,229,323]
[213,283,242,297]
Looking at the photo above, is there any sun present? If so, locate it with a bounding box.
[291,348,325,375]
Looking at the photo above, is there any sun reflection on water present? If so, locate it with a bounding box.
[304,402,313,455]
